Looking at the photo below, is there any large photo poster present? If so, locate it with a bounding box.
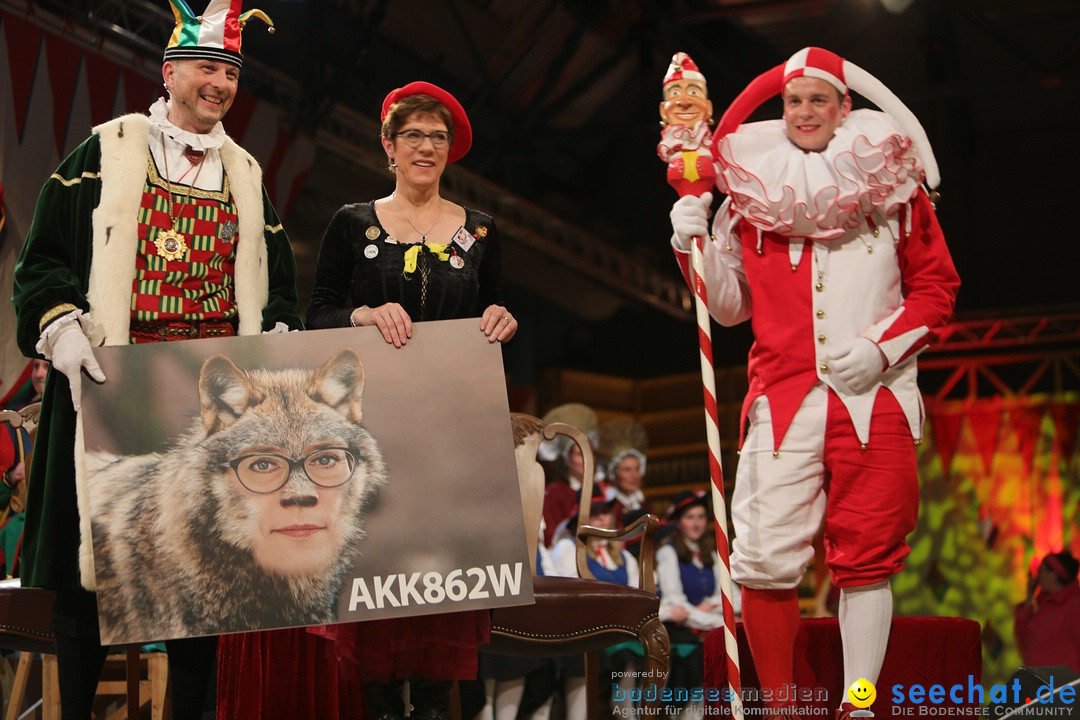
[80,319,532,645]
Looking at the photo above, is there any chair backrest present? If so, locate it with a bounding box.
[509,413,606,581]
[510,413,545,574]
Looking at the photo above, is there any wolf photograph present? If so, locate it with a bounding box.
[80,320,531,645]
[87,348,387,641]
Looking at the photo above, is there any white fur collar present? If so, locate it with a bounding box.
[86,112,269,347]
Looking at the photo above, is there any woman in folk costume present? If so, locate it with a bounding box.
[538,403,599,547]
[667,47,959,716]
[596,417,651,528]
[655,490,738,715]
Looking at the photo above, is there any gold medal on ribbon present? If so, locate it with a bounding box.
[154,228,189,261]
[155,134,206,263]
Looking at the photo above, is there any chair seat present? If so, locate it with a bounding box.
[487,575,660,657]
[0,585,55,653]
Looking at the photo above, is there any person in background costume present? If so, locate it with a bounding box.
[11,1,302,717]
[306,80,513,720]
[596,417,651,528]
[539,403,599,548]
[0,359,46,578]
[1014,550,1080,673]
[667,46,959,717]
[656,490,739,717]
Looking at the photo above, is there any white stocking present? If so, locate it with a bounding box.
[614,670,636,713]
[474,678,495,720]
[494,677,526,720]
[564,675,588,720]
[839,580,892,703]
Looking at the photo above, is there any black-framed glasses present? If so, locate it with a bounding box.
[222,447,358,494]
[394,129,453,149]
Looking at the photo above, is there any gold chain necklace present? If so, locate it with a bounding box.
[154,133,206,261]
[391,191,443,242]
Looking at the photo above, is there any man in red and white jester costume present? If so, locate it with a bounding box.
[668,47,960,716]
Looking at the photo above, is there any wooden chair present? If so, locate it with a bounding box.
[481,413,670,716]
[0,403,167,720]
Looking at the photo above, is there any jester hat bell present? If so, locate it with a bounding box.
[163,0,274,68]
[713,46,940,189]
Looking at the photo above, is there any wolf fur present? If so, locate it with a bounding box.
[88,348,387,640]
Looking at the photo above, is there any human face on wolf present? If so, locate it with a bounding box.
[201,350,387,582]
[230,441,357,578]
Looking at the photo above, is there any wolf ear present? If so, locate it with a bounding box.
[199,354,255,433]
[310,348,366,424]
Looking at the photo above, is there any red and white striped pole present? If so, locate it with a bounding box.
[690,234,743,720]
[659,50,743,718]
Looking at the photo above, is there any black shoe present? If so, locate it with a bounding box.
[408,678,452,720]
[364,680,406,720]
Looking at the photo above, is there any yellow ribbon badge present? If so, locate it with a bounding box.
[403,242,451,276]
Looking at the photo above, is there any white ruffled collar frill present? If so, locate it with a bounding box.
[149,97,227,152]
[715,109,925,241]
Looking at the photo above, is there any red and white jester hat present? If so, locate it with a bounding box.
[712,46,940,189]
[663,52,706,86]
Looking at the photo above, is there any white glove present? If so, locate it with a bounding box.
[669,192,712,251]
[262,321,297,334]
[36,312,106,411]
[827,338,886,394]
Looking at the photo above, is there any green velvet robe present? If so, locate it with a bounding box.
[11,113,303,590]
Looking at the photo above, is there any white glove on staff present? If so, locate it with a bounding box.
[35,311,105,411]
[669,192,713,251]
[827,338,886,394]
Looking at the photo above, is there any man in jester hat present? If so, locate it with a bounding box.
[12,0,301,716]
[666,47,959,716]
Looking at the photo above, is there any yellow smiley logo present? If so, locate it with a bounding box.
[847,679,877,709]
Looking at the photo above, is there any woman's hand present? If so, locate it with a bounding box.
[668,605,690,624]
[480,305,517,344]
[352,303,413,348]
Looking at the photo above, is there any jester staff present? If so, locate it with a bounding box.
[657,51,743,720]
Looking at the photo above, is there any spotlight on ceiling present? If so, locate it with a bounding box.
[879,0,915,13]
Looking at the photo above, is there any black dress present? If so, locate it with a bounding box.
[307,201,504,329]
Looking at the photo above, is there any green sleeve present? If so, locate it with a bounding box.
[12,136,103,357]
[260,186,304,331]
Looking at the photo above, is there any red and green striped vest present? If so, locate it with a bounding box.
[133,158,238,328]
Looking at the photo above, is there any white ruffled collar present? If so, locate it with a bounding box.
[615,489,645,509]
[716,109,925,240]
[149,97,227,152]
